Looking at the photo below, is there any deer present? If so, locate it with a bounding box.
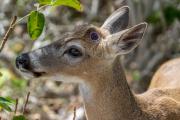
[15,6,180,120]
[149,58,180,89]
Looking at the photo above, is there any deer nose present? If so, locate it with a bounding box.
[16,53,30,70]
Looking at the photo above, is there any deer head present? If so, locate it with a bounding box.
[16,6,147,84]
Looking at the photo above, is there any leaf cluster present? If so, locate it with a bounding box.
[28,0,83,40]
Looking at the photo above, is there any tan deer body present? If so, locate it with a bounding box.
[16,6,180,120]
[149,58,180,89]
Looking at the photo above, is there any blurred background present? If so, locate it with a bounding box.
[0,0,179,119]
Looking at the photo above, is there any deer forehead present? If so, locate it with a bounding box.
[69,24,107,40]
[52,24,109,54]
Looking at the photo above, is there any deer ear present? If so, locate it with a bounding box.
[109,23,147,54]
[101,6,129,34]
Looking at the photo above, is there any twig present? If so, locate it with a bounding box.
[73,106,76,120]
[15,4,50,25]
[0,16,17,53]
[0,5,50,53]
[15,14,30,25]
[23,92,30,115]
[14,99,19,114]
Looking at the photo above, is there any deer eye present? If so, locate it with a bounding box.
[90,32,99,42]
[67,47,83,58]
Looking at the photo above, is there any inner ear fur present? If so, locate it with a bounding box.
[118,23,148,54]
[107,22,147,54]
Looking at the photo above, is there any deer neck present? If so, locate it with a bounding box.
[79,56,142,120]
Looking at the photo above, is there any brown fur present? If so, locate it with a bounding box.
[80,56,180,120]
[16,6,180,120]
[149,58,180,89]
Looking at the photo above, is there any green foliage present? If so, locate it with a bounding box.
[163,6,180,25]
[28,11,45,40]
[13,115,27,120]
[38,0,83,11]
[0,97,15,112]
[38,0,51,5]
[146,5,180,26]
[52,0,83,11]
[26,0,83,40]
[146,11,161,25]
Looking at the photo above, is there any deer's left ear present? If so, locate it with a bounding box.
[101,6,129,34]
[108,23,147,54]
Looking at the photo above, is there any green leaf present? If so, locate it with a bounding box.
[13,115,27,120]
[37,0,52,5]
[0,102,12,111]
[52,0,83,11]
[27,11,45,40]
[0,72,2,77]
[0,97,15,112]
[4,97,16,104]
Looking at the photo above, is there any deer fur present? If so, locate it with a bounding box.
[16,5,180,120]
[149,58,180,89]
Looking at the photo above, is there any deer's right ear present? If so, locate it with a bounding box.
[107,23,147,55]
[101,6,129,34]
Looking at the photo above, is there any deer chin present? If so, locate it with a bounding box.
[37,73,85,83]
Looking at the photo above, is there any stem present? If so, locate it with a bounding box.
[15,4,50,25]
[14,99,18,114]
[73,106,76,120]
[0,4,50,53]
[38,4,50,11]
[15,13,30,24]
[23,92,30,115]
[0,4,50,76]
[0,16,17,53]
[15,13,31,25]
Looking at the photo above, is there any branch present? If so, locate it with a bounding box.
[0,5,50,53]
[15,5,50,25]
[0,16,17,53]
[73,106,76,120]
[23,92,30,115]
[14,99,19,114]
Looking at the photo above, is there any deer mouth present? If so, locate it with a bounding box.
[32,71,46,77]
[19,69,46,78]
